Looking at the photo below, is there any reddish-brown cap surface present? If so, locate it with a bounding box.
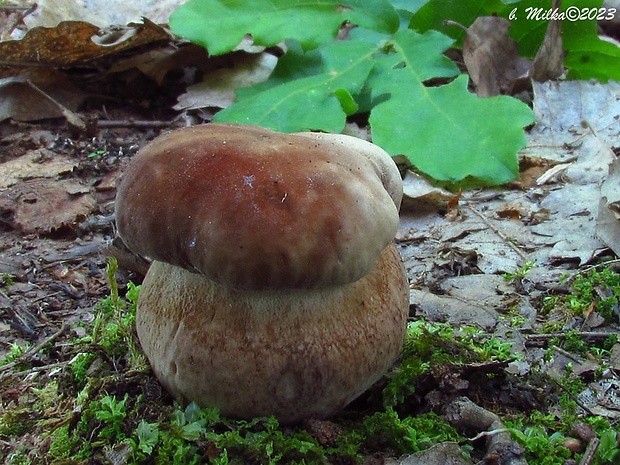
[115,124,402,290]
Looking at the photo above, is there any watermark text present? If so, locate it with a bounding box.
[508,6,617,21]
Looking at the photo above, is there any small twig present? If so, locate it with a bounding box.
[526,331,617,346]
[549,377,597,417]
[3,3,37,37]
[465,202,529,261]
[579,437,600,465]
[561,259,620,285]
[31,291,63,304]
[468,428,511,442]
[25,81,87,131]
[0,4,36,11]
[8,361,70,379]
[96,119,185,129]
[443,19,468,33]
[463,192,504,202]
[445,397,528,465]
[552,345,586,363]
[0,60,51,67]
[0,323,67,375]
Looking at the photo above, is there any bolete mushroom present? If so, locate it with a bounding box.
[115,123,409,423]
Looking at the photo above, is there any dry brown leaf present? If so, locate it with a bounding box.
[0,179,96,234]
[109,44,210,86]
[535,163,572,185]
[174,53,278,111]
[402,170,455,206]
[497,203,530,220]
[596,157,620,255]
[0,69,88,122]
[461,16,531,97]
[23,0,183,29]
[0,20,170,68]
[0,150,78,189]
[511,156,556,188]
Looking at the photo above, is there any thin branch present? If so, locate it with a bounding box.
[96,119,185,129]
[468,428,511,442]
[0,323,67,375]
[3,3,37,37]
[526,331,617,345]
[579,437,600,465]
[25,80,87,131]
[8,361,70,379]
[549,377,597,417]
[465,201,529,261]
[561,259,620,285]
[0,4,36,11]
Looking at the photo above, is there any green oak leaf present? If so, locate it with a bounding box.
[369,74,535,185]
[409,0,510,43]
[235,40,325,101]
[172,1,539,187]
[214,40,376,132]
[369,29,459,84]
[169,0,399,56]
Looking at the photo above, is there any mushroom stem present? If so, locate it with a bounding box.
[136,243,408,423]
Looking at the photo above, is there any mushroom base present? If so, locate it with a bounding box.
[136,243,409,424]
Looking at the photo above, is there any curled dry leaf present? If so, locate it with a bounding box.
[529,0,564,82]
[401,170,455,210]
[174,52,278,111]
[597,157,620,256]
[460,16,530,97]
[0,21,170,67]
[535,162,573,185]
[0,179,96,235]
[496,203,531,220]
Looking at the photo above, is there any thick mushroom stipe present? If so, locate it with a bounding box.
[136,243,408,424]
[115,124,401,290]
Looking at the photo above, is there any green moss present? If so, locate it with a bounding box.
[562,330,589,354]
[352,408,465,456]
[89,258,145,371]
[507,411,620,465]
[507,423,571,465]
[0,343,30,367]
[4,259,618,464]
[49,424,79,459]
[70,352,96,386]
[541,268,620,322]
[0,273,15,288]
[383,320,516,407]
[0,408,35,436]
[3,447,33,465]
[502,261,535,282]
[125,403,465,465]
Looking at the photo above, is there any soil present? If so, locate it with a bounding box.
[1,104,618,463]
[0,107,172,354]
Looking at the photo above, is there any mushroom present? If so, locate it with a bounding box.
[115,123,409,423]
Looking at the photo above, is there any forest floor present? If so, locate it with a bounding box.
[0,2,619,465]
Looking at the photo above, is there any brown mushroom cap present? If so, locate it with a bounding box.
[115,124,402,290]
